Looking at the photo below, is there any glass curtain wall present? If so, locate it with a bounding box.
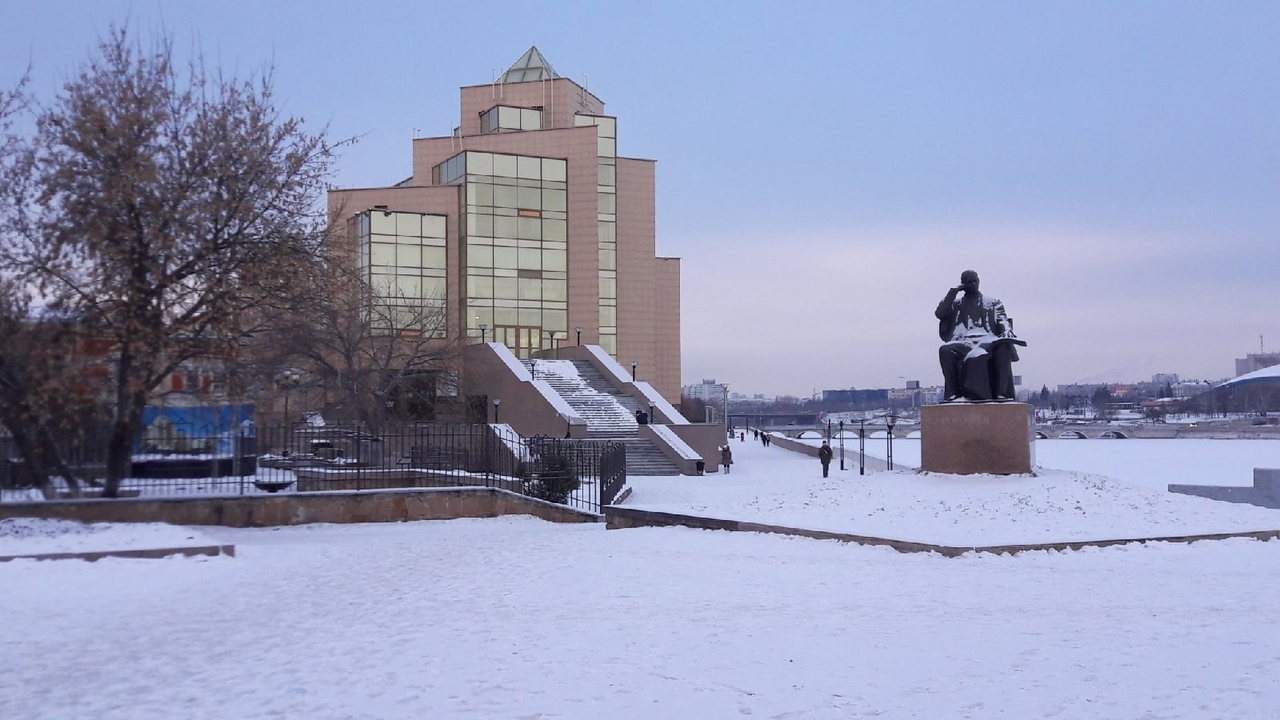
[354,210,448,335]
[574,114,617,356]
[438,151,569,358]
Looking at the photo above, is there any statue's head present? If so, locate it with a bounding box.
[959,270,980,294]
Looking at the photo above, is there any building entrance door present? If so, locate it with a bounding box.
[494,325,541,359]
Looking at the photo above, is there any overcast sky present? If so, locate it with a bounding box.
[3,1,1277,397]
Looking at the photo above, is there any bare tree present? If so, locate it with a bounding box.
[280,245,463,434]
[3,28,337,496]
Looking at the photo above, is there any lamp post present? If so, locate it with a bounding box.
[886,414,898,471]
[838,420,845,471]
[723,384,730,435]
[630,360,638,381]
[575,326,582,346]
[492,398,501,424]
[859,418,866,475]
[479,323,488,344]
[545,330,560,358]
[649,403,655,425]
[279,370,302,453]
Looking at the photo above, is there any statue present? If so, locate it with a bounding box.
[935,270,1025,402]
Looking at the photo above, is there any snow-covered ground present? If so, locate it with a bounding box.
[2,438,1279,718]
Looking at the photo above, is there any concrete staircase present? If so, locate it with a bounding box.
[616,438,682,476]
[526,359,681,476]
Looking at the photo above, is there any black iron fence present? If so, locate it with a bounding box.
[0,423,626,513]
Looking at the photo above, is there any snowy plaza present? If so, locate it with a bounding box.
[4,436,1280,719]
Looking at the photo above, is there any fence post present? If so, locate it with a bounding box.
[237,429,246,495]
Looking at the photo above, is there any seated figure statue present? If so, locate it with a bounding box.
[935,270,1026,402]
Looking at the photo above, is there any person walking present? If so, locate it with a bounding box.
[818,440,833,478]
[720,445,734,474]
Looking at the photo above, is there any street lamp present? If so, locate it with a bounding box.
[858,418,866,475]
[545,330,560,358]
[838,420,845,471]
[492,398,501,424]
[886,414,898,471]
[723,384,730,434]
[479,323,488,344]
[575,326,582,346]
[630,360,638,381]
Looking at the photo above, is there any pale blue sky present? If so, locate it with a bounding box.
[4,1,1277,396]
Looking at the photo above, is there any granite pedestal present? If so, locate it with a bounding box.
[921,402,1035,475]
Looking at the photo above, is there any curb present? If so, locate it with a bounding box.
[0,544,236,562]
[603,506,1280,557]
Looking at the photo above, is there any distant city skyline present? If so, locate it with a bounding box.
[3,1,1277,396]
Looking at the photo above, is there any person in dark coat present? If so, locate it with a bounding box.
[720,445,733,474]
[818,440,833,478]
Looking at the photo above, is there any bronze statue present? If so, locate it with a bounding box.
[936,270,1025,402]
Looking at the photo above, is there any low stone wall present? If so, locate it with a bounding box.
[1168,468,1280,510]
[604,506,1280,556]
[0,487,599,528]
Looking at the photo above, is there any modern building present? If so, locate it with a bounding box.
[328,47,681,401]
[1235,353,1280,378]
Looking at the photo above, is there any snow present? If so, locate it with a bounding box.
[0,517,222,556]
[2,438,1280,718]
[627,437,1280,546]
[528,378,582,421]
[583,344,633,386]
[646,423,701,460]
[487,341,532,381]
[633,380,689,424]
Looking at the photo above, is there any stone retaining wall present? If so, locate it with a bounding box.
[0,487,599,528]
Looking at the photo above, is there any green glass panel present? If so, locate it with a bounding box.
[493,153,517,177]
[494,277,518,300]
[518,247,541,270]
[543,158,566,182]
[395,213,420,236]
[421,247,446,269]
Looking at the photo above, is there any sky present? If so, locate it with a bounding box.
[2,1,1278,397]
[4,438,1280,717]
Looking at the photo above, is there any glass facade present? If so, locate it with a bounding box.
[354,210,448,336]
[479,105,543,133]
[574,114,618,356]
[436,150,569,359]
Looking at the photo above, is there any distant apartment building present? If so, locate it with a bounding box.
[683,379,728,402]
[822,388,890,405]
[328,47,681,401]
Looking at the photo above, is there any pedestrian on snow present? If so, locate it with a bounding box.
[818,440,833,478]
[720,445,733,474]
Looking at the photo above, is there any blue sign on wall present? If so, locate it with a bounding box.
[139,404,255,455]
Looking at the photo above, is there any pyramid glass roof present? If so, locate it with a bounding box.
[499,46,560,83]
